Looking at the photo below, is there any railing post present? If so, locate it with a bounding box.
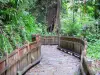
[32,34,40,42]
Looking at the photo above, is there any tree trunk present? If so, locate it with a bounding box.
[46,0,57,32]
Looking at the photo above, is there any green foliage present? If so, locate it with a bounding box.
[0,0,58,58]
[61,0,100,60]
[87,40,100,60]
[0,0,42,58]
[61,18,82,36]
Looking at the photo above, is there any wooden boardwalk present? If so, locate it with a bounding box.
[26,45,80,75]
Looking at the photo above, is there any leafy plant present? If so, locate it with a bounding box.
[61,0,100,60]
[0,0,42,58]
[87,40,100,60]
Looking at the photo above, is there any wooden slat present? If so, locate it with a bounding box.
[17,56,42,75]
[0,46,39,75]
[42,36,59,45]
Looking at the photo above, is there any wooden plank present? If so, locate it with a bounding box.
[74,42,81,54]
[38,46,41,57]
[41,36,59,45]
[13,62,17,75]
[80,44,83,55]
[6,68,11,75]
[10,65,15,75]
[1,72,6,75]
[21,56,27,70]
[17,56,42,75]
[60,36,85,45]
[27,53,31,65]
[31,49,38,62]
[0,60,6,73]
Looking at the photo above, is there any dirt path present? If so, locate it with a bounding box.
[26,45,80,75]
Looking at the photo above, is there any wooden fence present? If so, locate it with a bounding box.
[59,36,86,58]
[0,35,41,75]
[0,35,97,75]
[41,36,58,45]
[58,36,88,75]
[41,36,95,75]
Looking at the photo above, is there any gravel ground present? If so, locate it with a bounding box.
[26,45,80,75]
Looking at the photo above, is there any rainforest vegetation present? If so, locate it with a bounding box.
[61,0,100,60]
[0,0,100,60]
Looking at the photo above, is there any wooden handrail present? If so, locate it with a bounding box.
[41,36,93,75]
[0,35,41,75]
[0,35,94,75]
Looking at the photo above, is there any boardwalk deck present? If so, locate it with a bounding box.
[26,45,80,75]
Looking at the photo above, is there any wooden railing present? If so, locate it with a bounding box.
[0,35,41,75]
[0,35,96,75]
[58,36,86,58]
[41,36,58,45]
[41,36,94,75]
[58,36,89,75]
